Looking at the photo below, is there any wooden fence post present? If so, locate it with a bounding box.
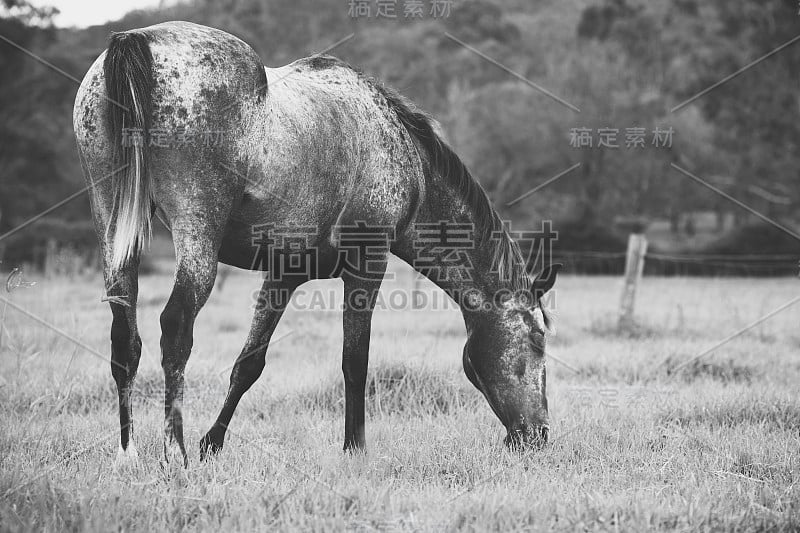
[44,238,58,278]
[619,233,647,330]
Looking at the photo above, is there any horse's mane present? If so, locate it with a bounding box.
[367,80,531,293]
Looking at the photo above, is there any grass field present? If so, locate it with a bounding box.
[1,258,799,531]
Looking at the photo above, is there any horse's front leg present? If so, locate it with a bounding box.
[341,262,387,452]
[105,259,142,463]
[200,276,298,460]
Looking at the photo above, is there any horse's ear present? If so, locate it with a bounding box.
[531,263,562,298]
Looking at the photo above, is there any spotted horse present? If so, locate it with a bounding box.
[73,21,561,466]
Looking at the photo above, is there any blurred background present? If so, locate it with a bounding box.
[0,0,798,277]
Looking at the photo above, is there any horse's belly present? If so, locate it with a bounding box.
[217,197,341,276]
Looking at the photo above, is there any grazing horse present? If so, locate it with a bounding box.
[73,21,560,465]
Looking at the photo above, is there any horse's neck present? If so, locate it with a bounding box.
[402,177,509,324]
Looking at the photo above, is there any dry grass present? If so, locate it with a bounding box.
[1,259,799,531]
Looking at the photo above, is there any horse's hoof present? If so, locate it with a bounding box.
[162,441,188,469]
[342,441,367,455]
[199,431,223,461]
[114,442,139,469]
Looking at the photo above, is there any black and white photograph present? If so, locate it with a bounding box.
[0,0,799,530]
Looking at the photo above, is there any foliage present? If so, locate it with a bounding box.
[0,0,797,269]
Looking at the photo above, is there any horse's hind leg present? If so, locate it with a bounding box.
[159,221,225,467]
[106,259,142,462]
[80,157,143,463]
[200,276,298,460]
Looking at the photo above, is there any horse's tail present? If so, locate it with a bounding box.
[103,30,155,271]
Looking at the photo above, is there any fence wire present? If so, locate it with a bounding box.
[553,250,799,277]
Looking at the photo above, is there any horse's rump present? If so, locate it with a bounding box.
[75,21,267,270]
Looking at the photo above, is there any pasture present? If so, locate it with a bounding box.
[1,258,798,531]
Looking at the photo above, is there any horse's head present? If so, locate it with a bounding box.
[462,264,561,449]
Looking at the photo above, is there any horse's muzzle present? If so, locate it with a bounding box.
[504,425,549,449]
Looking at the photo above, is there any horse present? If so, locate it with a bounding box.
[73,21,561,466]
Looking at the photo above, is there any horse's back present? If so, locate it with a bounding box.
[237,57,425,237]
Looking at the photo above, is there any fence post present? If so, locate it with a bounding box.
[619,233,647,330]
[44,238,58,278]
